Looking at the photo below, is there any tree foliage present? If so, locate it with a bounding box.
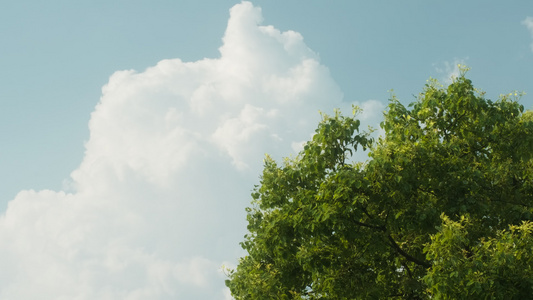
[226,71,533,299]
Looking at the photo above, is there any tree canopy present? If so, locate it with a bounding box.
[225,70,533,299]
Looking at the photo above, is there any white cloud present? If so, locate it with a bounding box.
[0,1,382,299]
[523,16,533,52]
[433,58,468,85]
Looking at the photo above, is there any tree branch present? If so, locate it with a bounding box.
[353,220,386,231]
[357,204,430,268]
[387,235,431,268]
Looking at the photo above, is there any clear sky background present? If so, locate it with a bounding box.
[0,1,532,299]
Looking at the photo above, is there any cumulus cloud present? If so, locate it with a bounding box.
[523,16,533,51]
[0,2,382,299]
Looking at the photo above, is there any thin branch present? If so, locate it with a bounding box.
[387,235,431,268]
[353,220,386,231]
[402,261,413,279]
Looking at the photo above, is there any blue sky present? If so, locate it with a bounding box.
[2,1,532,207]
[0,1,532,298]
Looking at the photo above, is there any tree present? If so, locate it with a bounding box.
[225,70,533,299]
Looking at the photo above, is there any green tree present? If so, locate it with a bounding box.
[225,70,533,299]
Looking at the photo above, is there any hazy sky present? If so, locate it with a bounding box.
[0,1,532,299]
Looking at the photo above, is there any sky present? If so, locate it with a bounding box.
[0,1,532,299]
